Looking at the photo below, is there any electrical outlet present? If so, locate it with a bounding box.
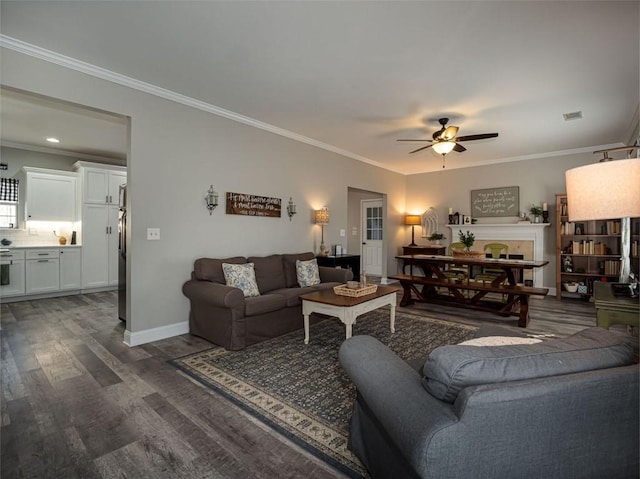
[147,228,160,240]
[340,229,346,237]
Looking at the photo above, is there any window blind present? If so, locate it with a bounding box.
[0,178,19,202]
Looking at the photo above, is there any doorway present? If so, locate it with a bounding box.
[361,199,383,277]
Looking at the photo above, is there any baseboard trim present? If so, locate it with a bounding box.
[124,320,189,347]
[1,289,82,303]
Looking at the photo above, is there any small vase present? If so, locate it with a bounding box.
[534,216,541,223]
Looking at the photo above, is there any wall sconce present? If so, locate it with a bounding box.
[205,185,219,215]
[286,197,297,221]
[314,206,330,256]
[404,214,422,246]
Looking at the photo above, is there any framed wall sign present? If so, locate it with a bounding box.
[471,186,519,218]
[226,192,282,218]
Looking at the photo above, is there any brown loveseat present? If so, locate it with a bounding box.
[182,252,353,350]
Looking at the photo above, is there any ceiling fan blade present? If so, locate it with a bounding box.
[396,139,432,142]
[409,144,433,154]
[453,143,467,153]
[456,133,499,142]
[442,126,458,140]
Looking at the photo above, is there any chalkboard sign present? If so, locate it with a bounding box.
[226,192,282,218]
[471,186,519,218]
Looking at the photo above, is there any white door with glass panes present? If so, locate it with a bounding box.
[361,199,383,276]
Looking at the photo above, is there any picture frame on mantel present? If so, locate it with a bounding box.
[471,186,519,218]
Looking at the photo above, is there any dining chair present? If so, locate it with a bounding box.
[475,243,509,299]
[444,242,469,281]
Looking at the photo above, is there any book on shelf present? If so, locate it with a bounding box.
[605,220,621,235]
[569,240,610,255]
[561,220,622,235]
[560,202,568,217]
[561,222,576,235]
[603,260,621,276]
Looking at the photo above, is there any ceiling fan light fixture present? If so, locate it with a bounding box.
[432,141,456,155]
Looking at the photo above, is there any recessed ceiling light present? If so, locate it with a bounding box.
[562,111,583,121]
[46,137,60,143]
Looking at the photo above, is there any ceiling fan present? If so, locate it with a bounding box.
[397,118,498,167]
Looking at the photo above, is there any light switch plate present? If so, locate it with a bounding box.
[147,228,160,240]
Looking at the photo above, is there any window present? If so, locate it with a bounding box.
[0,178,19,228]
[366,206,383,241]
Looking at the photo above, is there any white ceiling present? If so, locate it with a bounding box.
[1,1,638,174]
[1,86,128,162]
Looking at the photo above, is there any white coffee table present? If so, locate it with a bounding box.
[300,285,399,343]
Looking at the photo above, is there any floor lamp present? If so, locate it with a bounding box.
[565,157,640,284]
[404,214,422,247]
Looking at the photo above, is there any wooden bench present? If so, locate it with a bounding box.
[388,274,549,327]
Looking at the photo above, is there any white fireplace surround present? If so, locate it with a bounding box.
[447,223,550,288]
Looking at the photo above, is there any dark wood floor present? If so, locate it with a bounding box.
[1,291,598,478]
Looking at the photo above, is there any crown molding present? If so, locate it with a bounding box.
[1,35,617,176]
[0,35,396,173]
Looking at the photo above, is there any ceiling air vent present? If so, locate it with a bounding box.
[563,111,583,121]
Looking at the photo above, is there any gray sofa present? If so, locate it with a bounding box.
[182,252,353,350]
[339,326,639,478]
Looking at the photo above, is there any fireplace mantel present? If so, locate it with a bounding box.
[447,223,550,287]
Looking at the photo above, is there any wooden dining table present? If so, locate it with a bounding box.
[390,254,549,327]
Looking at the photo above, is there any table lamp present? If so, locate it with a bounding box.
[565,156,640,283]
[315,207,330,256]
[404,214,422,247]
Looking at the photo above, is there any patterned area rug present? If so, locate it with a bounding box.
[169,310,476,478]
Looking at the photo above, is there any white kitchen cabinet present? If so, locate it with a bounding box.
[25,249,60,294]
[73,162,126,291]
[74,162,126,205]
[81,204,119,288]
[59,247,82,290]
[0,249,25,298]
[17,167,77,222]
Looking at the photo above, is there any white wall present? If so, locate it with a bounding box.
[1,47,406,341]
[406,153,596,287]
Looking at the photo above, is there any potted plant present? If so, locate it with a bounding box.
[427,232,445,245]
[529,204,543,223]
[458,230,475,252]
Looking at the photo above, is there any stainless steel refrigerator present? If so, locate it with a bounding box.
[118,184,127,323]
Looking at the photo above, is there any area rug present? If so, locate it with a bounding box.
[169,310,476,478]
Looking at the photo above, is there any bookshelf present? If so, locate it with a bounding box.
[555,193,640,300]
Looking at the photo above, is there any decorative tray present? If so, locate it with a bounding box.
[334,284,378,297]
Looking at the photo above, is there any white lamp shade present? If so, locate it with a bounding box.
[432,141,456,155]
[565,158,640,221]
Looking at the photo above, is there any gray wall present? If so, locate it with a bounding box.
[2,45,613,341]
[406,153,596,287]
[1,147,83,175]
[1,47,407,339]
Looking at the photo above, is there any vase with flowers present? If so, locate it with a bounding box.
[454,230,484,258]
[458,230,475,252]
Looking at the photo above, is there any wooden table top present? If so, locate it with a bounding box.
[395,254,548,269]
[300,284,399,306]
